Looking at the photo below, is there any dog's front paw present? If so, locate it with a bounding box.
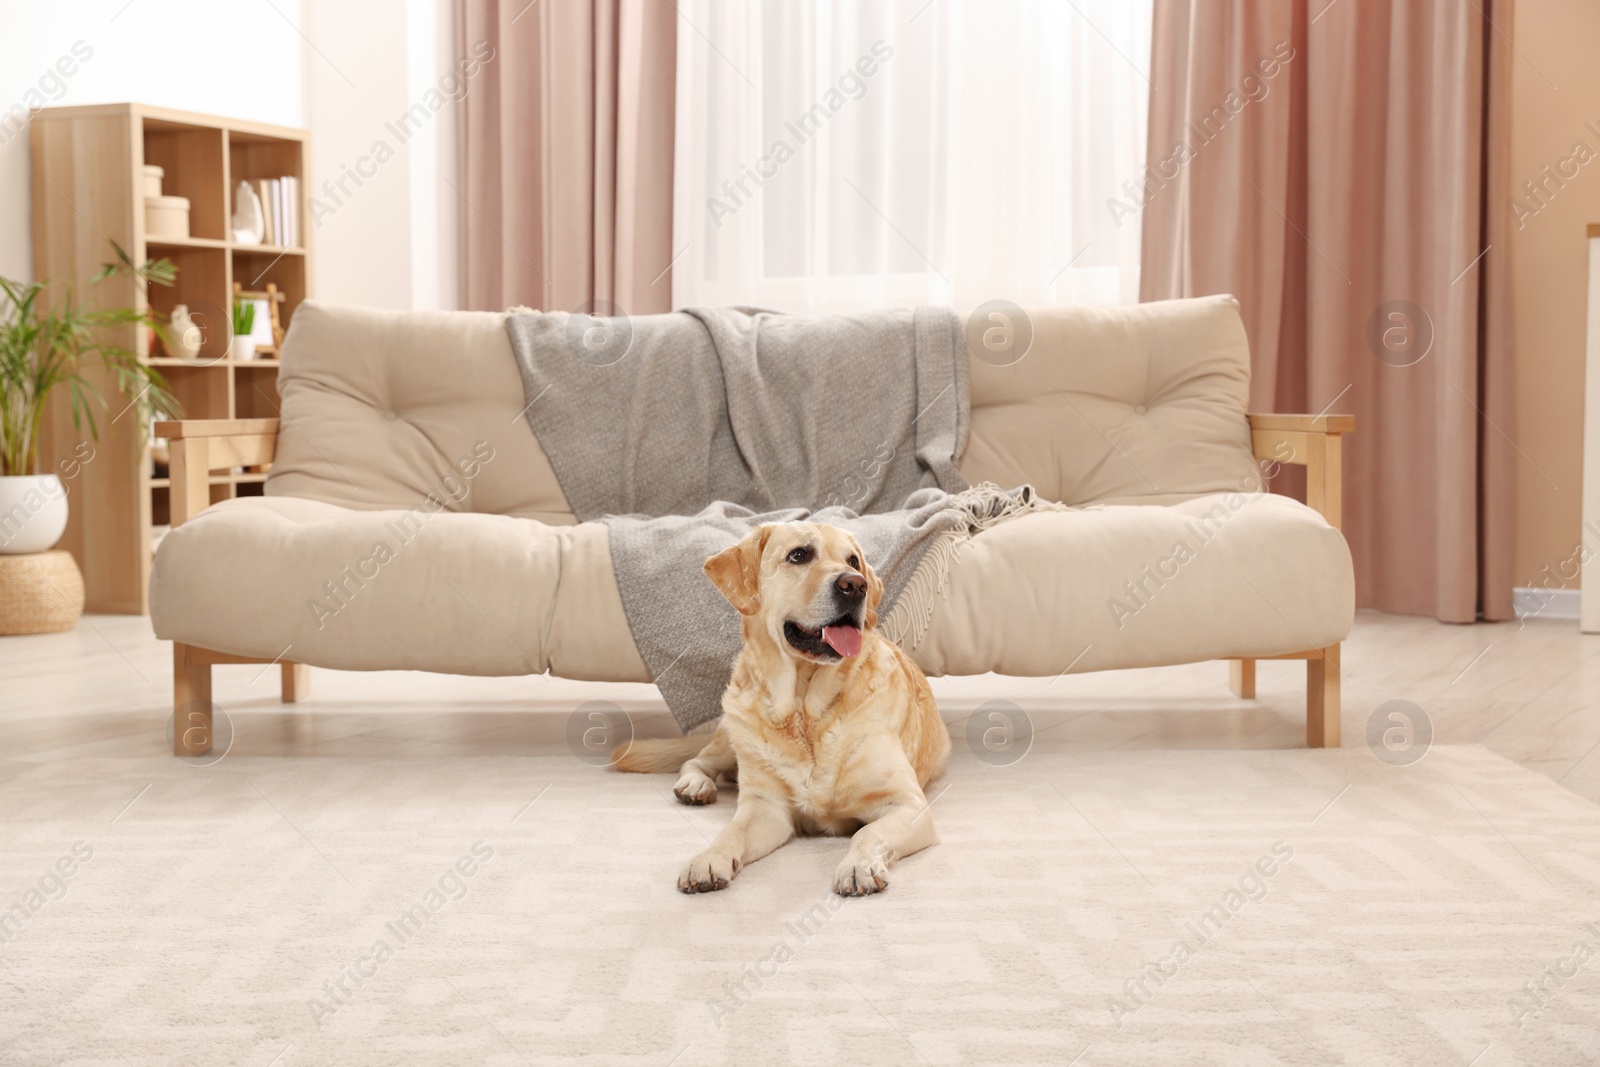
[833,854,889,897]
[673,769,718,806]
[678,849,739,893]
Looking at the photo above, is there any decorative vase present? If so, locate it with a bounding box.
[168,304,204,360]
[231,180,264,245]
[229,335,257,361]
[0,474,69,554]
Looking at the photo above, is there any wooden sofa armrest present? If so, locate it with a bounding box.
[1240,412,1356,747]
[154,419,280,527]
[1247,412,1353,530]
[1246,413,1355,434]
[157,418,280,439]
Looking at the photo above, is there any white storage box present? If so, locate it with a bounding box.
[145,194,190,239]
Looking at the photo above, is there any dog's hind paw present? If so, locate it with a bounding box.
[678,850,739,893]
[673,770,718,806]
[833,855,889,897]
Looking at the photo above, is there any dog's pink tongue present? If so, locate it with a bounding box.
[822,625,862,657]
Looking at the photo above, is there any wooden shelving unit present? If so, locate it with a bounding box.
[30,103,311,613]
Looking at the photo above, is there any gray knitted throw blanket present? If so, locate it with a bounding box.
[505,305,1054,731]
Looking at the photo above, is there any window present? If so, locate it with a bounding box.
[672,0,1152,312]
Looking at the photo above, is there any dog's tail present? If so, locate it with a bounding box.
[610,735,711,773]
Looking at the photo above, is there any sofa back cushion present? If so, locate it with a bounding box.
[268,303,577,523]
[269,295,1259,517]
[963,294,1260,505]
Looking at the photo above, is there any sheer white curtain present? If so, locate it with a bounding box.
[671,0,1151,313]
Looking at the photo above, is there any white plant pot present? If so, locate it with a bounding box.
[229,335,258,361]
[0,474,69,554]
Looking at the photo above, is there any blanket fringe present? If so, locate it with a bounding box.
[879,483,1073,652]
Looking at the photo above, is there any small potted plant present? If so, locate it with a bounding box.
[0,242,181,554]
[230,298,257,361]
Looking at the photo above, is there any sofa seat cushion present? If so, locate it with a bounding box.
[910,491,1355,677]
[152,490,1352,685]
[149,496,648,682]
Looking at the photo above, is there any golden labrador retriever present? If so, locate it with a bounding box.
[612,522,950,896]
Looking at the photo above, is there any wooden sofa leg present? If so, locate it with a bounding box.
[282,662,310,703]
[1306,644,1341,747]
[173,642,214,756]
[1229,658,1256,699]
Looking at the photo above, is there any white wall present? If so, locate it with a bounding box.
[0,0,303,281]
[296,0,460,310]
[405,0,460,311]
[298,0,415,309]
[0,0,459,309]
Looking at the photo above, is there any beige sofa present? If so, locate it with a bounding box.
[151,294,1355,754]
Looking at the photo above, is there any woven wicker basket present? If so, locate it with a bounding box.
[0,550,84,635]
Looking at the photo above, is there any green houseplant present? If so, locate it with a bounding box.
[229,297,257,361]
[0,242,181,554]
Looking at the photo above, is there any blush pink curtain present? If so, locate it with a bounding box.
[1140,0,1516,622]
[456,0,677,314]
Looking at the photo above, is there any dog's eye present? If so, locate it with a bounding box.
[847,554,860,570]
[786,546,814,565]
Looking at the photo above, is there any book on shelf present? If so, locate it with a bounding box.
[250,176,298,248]
[281,176,298,246]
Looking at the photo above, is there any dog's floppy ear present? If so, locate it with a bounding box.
[857,540,884,629]
[704,526,772,615]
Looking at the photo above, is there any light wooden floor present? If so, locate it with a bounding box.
[4,610,1599,801]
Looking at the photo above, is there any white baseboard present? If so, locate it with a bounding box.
[1513,586,1582,622]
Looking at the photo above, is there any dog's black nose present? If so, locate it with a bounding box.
[835,573,866,599]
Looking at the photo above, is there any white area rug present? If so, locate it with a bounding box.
[3,745,1600,1066]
